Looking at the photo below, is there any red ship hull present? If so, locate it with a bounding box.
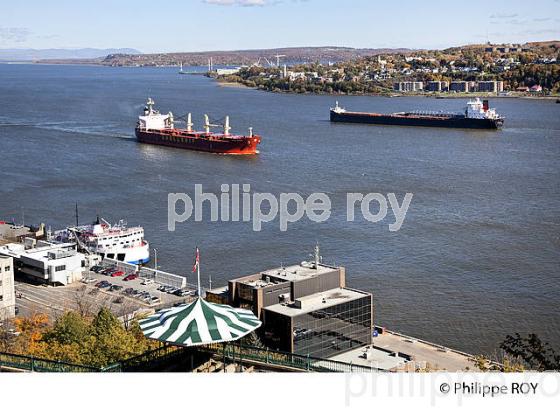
[135,128,261,155]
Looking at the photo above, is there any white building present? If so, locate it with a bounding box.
[0,256,15,320]
[215,67,241,76]
[0,240,85,285]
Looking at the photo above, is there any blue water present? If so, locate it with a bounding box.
[1,63,559,354]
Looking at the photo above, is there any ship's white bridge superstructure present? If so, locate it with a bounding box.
[53,217,150,265]
[465,98,502,119]
[137,98,174,131]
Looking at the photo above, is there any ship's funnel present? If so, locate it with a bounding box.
[483,99,489,112]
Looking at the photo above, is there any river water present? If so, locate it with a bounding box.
[1,64,559,355]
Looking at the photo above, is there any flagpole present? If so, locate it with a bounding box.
[197,248,201,297]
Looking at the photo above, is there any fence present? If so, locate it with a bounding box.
[0,351,110,372]
[118,344,184,372]
[199,342,382,373]
[138,267,187,289]
[101,258,138,276]
[1,342,381,373]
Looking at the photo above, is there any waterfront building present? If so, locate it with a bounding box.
[529,84,543,92]
[220,246,374,359]
[426,81,449,92]
[0,220,45,243]
[393,81,424,92]
[262,287,372,358]
[0,240,85,285]
[449,81,469,92]
[477,81,504,93]
[215,67,241,76]
[0,256,15,320]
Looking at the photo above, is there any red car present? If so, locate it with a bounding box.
[123,274,138,281]
[111,270,125,277]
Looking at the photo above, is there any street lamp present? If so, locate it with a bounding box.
[153,248,158,271]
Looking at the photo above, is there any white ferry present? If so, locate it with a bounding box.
[53,217,150,264]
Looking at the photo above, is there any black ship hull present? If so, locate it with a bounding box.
[330,111,503,129]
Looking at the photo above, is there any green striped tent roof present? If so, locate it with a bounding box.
[139,298,261,346]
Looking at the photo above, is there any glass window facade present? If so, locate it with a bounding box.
[292,295,372,358]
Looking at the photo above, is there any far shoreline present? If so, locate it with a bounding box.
[2,62,557,101]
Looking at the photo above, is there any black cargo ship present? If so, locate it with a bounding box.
[330,98,504,129]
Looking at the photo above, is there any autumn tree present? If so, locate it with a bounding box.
[500,333,560,371]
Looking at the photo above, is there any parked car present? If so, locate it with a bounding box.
[99,282,111,289]
[101,268,116,275]
[111,270,125,277]
[134,291,148,299]
[149,296,161,305]
[95,280,109,288]
[174,289,194,297]
[110,285,123,292]
[81,277,97,284]
[141,279,154,285]
[122,287,134,295]
[90,265,103,273]
[123,274,138,281]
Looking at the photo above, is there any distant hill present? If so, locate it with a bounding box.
[34,47,414,67]
[0,48,142,61]
[94,46,415,67]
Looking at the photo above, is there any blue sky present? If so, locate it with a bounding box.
[1,0,559,52]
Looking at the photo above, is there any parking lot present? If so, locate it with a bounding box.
[14,280,145,321]
[13,267,196,322]
[84,267,195,308]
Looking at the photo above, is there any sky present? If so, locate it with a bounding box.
[1,0,559,53]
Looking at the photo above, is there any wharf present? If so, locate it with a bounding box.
[330,330,474,372]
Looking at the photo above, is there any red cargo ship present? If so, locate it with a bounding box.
[135,98,261,155]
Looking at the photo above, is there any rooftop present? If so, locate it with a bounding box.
[235,262,338,289]
[263,287,368,317]
[329,331,474,372]
[0,241,78,260]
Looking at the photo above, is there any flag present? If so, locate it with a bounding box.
[192,247,199,273]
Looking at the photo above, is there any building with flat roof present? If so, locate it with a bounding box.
[426,81,448,92]
[393,81,424,92]
[477,80,504,93]
[222,246,374,359]
[228,260,346,318]
[262,287,372,358]
[0,221,45,245]
[0,256,16,320]
[0,239,85,285]
[449,81,469,93]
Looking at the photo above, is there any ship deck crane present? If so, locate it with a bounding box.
[274,54,286,67]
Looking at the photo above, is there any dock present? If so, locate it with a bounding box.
[329,329,475,372]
